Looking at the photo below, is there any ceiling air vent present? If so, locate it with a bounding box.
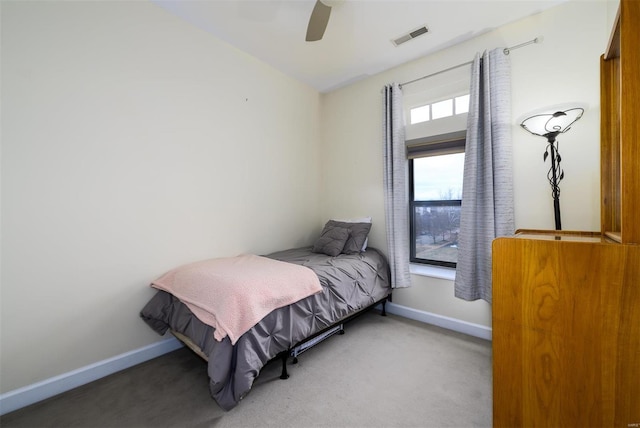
[392,25,429,47]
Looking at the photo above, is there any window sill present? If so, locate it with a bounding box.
[410,263,456,281]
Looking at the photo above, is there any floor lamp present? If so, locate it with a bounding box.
[520,106,585,230]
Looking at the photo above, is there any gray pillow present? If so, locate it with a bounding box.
[324,220,372,254]
[312,226,350,257]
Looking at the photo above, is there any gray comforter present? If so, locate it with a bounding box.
[140,247,391,410]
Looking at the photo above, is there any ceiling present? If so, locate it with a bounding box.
[151,0,568,93]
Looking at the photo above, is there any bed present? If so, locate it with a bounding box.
[140,227,391,410]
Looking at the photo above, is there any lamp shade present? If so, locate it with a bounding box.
[519,105,585,139]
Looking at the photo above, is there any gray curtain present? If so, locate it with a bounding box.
[382,83,411,288]
[454,49,514,303]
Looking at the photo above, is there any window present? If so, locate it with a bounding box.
[408,132,465,268]
[410,104,430,124]
[409,94,470,125]
[455,94,470,114]
[431,99,453,120]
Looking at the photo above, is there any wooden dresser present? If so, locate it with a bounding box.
[492,1,640,426]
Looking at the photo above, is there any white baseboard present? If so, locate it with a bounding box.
[385,302,492,341]
[1,307,490,415]
[0,337,183,416]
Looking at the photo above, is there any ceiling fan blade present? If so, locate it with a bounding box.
[306,0,332,42]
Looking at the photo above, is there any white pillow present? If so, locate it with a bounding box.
[330,217,372,251]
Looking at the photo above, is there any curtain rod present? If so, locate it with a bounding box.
[399,36,542,89]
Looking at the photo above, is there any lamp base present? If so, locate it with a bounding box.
[553,198,562,230]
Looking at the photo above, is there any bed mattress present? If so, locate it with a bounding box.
[140,246,391,410]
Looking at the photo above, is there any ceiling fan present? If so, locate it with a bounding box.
[305,0,344,42]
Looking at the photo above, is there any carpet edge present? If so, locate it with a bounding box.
[0,337,183,416]
[385,302,493,341]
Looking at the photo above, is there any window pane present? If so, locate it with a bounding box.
[411,151,465,266]
[413,205,460,264]
[410,105,430,124]
[413,153,465,201]
[455,94,470,114]
[431,99,453,120]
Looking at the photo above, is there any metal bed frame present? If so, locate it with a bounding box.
[277,295,390,379]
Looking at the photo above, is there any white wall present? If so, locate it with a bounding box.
[320,0,609,328]
[607,0,620,31]
[0,1,321,394]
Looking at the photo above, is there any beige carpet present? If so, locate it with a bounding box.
[1,312,492,427]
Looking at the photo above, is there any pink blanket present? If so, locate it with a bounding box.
[151,254,322,345]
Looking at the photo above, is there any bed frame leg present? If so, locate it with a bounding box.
[381,300,387,316]
[280,353,290,380]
